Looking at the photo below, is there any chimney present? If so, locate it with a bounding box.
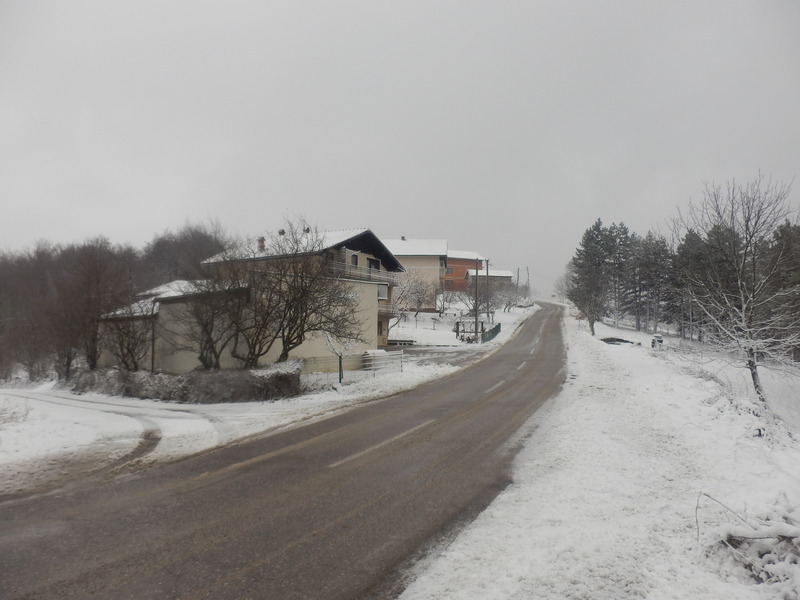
[257,236,266,252]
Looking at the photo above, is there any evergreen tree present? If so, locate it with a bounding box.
[623,233,647,331]
[765,221,800,357]
[606,222,633,328]
[639,232,672,334]
[567,219,612,336]
[670,230,706,341]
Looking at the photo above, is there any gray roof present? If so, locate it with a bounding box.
[204,228,404,272]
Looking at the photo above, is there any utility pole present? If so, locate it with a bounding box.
[150,298,157,372]
[474,257,479,342]
[485,258,490,323]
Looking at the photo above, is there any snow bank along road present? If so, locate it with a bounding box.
[0,303,566,600]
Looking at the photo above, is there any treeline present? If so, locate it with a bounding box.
[0,223,230,381]
[563,174,800,403]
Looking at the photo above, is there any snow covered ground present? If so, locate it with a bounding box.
[3,305,800,597]
[400,318,800,599]
[0,306,529,497]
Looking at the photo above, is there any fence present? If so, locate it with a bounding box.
[455,321,502,344]
[300,350,405,387]
[481,323,502,343]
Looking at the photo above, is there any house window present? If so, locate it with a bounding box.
[378,284,389,300]
[351,254,358,267]
[446,267,454,274]
[378,320,384,336]
[368,258,380,271]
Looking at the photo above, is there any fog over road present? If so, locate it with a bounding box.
[0,303,566,600]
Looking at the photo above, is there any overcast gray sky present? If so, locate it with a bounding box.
[1,1,798,293]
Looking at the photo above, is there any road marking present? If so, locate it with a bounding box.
[529,343,537,355]
[195,428,343,480]
[517,361,528,370]
[329,419,436,468]
[485,381,505,395]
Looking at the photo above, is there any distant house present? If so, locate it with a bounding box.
[382,237,514,309]
[100,228,404,374]
[382,237,448,310]
[465,268,515,287]
[443,250,486,292]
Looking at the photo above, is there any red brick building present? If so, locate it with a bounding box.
[442,250,486,292]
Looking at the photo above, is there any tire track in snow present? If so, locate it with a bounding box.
[0,391,170,498]
[42,391,237,447]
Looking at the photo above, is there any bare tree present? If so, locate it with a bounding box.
[178,282,239,370]
[393,268,434,316]
[673,173,797,402]
[323,331,361,384]
[554,263,573,302]
[221,251,286,369]
[2,229,233,378]
[64,238,138,371]
[3,243,59,380]
[207,219,365,366]
[454,289,478,317]
[436,286,457,315]
[148,279,241,370]
[140,220,230,288]
[103,297,156,372]
[495,281,520,312]
[0,253,12,379]
[270,221,364,362]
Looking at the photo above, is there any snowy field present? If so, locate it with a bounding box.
[400,318,800,600]
[3,305,800,598]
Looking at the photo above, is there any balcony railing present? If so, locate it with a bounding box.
[378,302,398,316]
[328,261,398,284]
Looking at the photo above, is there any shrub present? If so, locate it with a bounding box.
[68,363,302,403]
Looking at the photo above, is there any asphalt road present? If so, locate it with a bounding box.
[0,303,566,600]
